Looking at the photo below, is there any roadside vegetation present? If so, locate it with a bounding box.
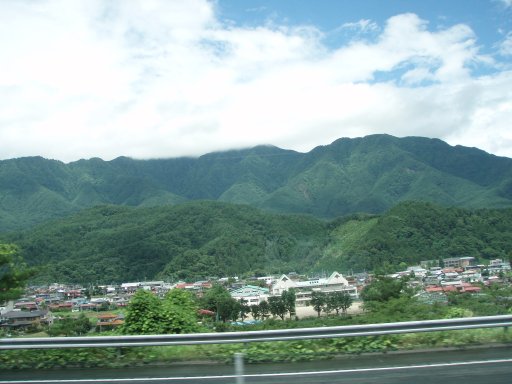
[2,277,512,370]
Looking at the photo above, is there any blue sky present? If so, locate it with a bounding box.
[218,0,511,73]
[0,0,511,161]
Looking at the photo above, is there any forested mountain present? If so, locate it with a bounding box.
[3,202,328,283]
[2,201,511,283]
[1,134,512,232]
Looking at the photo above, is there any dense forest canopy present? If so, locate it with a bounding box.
[2,201,511,284]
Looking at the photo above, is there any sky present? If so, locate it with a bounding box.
[1,0,512,162]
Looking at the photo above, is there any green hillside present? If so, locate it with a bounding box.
[3,202,327,283]
[1,135,512,233]
[2,201,512,283]
[317,201,512,273]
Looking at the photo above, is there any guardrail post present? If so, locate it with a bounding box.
[234,352,245,384]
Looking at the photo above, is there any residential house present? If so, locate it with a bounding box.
[420,260,440,269]
[174,281,212,297]
[0,310,53,330]
[121,282,141,293]
[406,266,427,278]
[488,259,511,274]
[48,302,73,311]
[14,301,38,311]
[96,313,124,332]
[461,270,483,283]
[425,282,482,294]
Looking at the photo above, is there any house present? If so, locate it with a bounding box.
[48,302,73,311]
[79,303,99,311]
[96,313,124,332]
[407,266,427,278]
[256,276,274,286]
[0,310,53,330]
[64,290,82,299]
[424,275,441,285]
[174,281,212,297]
[121,282,141,292]
[461,270,482,283]
[442,271,461,282]
[488,259,511,274]
[14,301,38,311]
[425,283,482,294]
[416,290,448,304]
[420,259,440,269]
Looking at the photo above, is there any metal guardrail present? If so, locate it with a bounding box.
[1,314,512,350]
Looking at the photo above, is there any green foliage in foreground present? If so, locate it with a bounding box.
[121,289,199,335]
[1,328,511,370]
[0,243,36,304]
[3,281,512,370]
[47,313,92,337]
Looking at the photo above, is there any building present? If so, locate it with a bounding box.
[488,259,511,274]
[230,285,270,306]
[96,313,124,332]
[0,310,53,330]
[271,272,358,306]
[443,257,475,268]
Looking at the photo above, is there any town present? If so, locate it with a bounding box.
[1,256,510,334]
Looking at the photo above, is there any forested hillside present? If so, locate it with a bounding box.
[2,201,511,283]
[3,202,328,283]
[1,135,512,232]
[316,202,512,273]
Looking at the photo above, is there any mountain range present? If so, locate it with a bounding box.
[1,134,512,233]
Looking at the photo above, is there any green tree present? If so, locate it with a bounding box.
[259,300,270,319]
[310,291,326,317]
[239,299,251,321]
[0,244,36,304]
[339,291,353,315]
[160,289,199,334]
[201,284,239,322]
[268,296,287,320]
[360,276,409,309]
[250,304,261,320]
[326,291,353,316]
[230,301,242,322]
[47,313,91,336]
[281,289,296,319]
[122,289,163,334]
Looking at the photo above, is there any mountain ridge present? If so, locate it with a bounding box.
[1,134,512,232]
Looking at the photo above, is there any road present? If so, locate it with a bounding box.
[1,346,511,383]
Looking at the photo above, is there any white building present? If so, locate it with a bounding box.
[271,272,358,306]
[229,285,270,306]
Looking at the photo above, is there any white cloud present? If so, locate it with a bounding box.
[0,0,511,162]
[499,32,512,55]
[340,19,379,33]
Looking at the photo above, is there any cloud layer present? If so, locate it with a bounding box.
[1,0,511,161]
